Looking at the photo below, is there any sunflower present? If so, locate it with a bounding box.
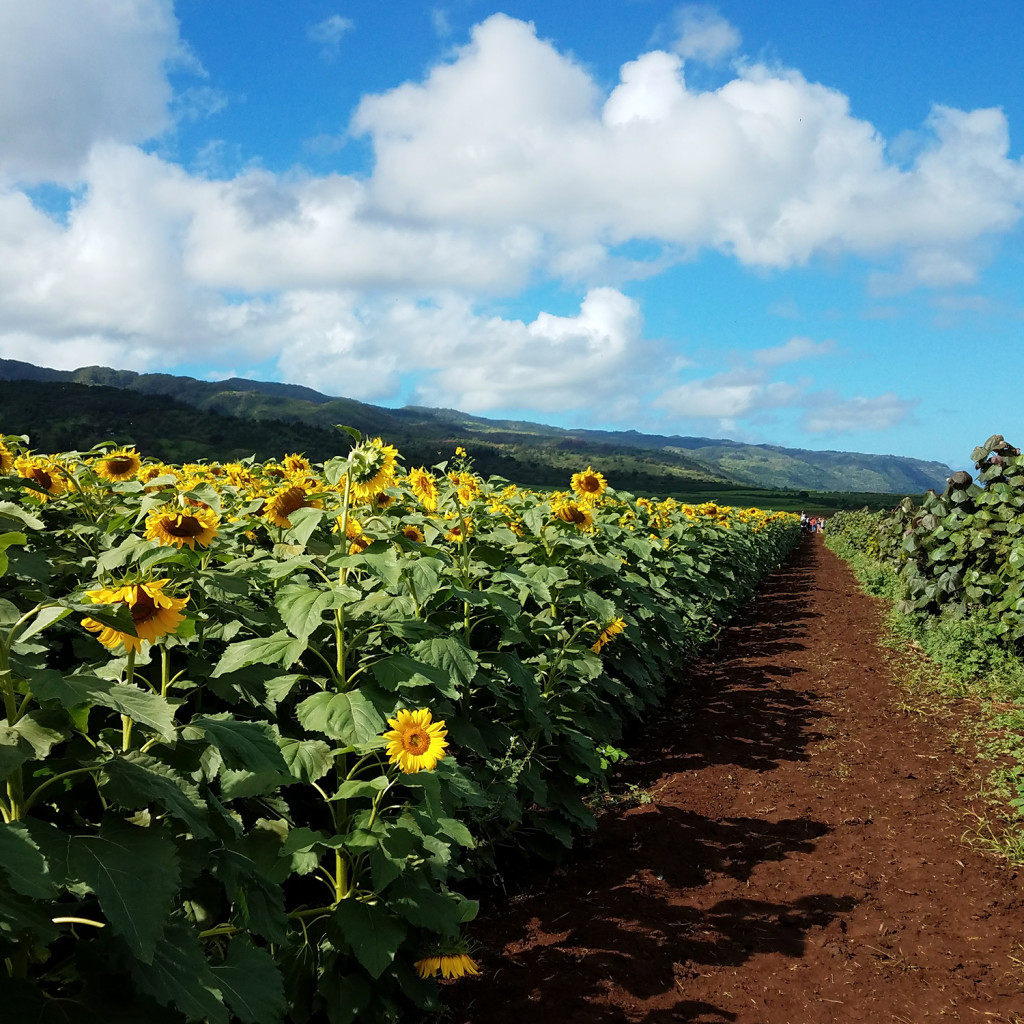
[0,442,13,474]
[383,708,448,773]
[444,522,472,544]
[592,617,627,654]
[82,579,188,653]
[139,463,177,490]
[280,453,310,476]
[144,504,220,550]
[402,524,425,543]
[415,953,480,980]
[15,455,66,501]
[348,437,399,502]
[263,483,319,529]
[552,500,594,530]
[95,448,142,482]
[571,466,607,501]
[408,467,439,511]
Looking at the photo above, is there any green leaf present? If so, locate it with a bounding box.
[14,604,71,643]
[335,899,406,979]
[191,714,288,774]
[370,653,458,698]
[436,817,474,848]
[278,737,334,784]
[295,691,385,745]
[212,632,308,677]
[68,817,180,963]
[0,726,29,780]
[0,503,44,530]
[330,776,390,801]
[211,937,286,1024]
[32,670,178,741]
[0,531,26,578]
[102,754,213,839]
[12,709,68,759]
[0,821,56,898]
[283,506,328,547]
[131,920,228,1024]
[275,584,339,640]
[411,636,478,686]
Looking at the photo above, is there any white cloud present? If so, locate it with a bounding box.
[801,392,917,434]
[353,15,1024,286]
[753,336,835,366]
[308,15,354,58]
[671,5,741,64]
[0,0,185,184]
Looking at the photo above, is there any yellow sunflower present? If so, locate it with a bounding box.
[82,579,188,653]
[348,437,399,502]
[0,442,13,474]
[383,708,448,773]
[15,455,66,501]
[144,504,220,550]
[592,617,627,654]
[570,466,607,501]
[283,453,311,476]
[415,953,480,980]
[552,500,594,530]
[408,467,439,511]
[402,524,425,543]
[95,448,142,482]
[263,483,319,529]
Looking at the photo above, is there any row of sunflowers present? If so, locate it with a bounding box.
[0,430,800,1023]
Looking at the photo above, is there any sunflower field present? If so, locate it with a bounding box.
[0,429,799,1023]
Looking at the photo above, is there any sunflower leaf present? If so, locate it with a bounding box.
[102,753,214,839]
[212,632,308,676]
[191,714,288,774]
[0,821,56,898]
[210,937,286,1024]
[68,817,180,963]
[295,691,384,746]
[334,899,406,979]
[275,584,341,640]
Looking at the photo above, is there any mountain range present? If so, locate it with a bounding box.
[0,358,952,498]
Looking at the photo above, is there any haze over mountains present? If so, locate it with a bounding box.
[0,359,953,496]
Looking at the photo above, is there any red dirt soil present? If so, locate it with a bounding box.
[444,536,1024,1023]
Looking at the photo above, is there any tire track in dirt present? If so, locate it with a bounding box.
[445,536,1024,1023]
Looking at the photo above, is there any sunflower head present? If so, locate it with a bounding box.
[144,504,220,550]
[81,578,189,653]
[95,448,142,482]
[552,499,594,530]
[15,455,66,501]
[402,524,425,543]
[383,708,448,773]
[0,442,13,475]
[591,617,627,654]
[570,466,607,500]
[347,438,399,502]
[408,467,439,511]
[264,483,319,529]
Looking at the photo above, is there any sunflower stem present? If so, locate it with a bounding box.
[121,648,137,752]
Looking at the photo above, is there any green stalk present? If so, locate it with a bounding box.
[121,648,137,753]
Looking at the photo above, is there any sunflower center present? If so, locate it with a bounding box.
[130,590,159,625]
[402,727,429,753]
[32,469,53,490]
[580,476,600,492]
[163,515,204,538]
[106,457,135,474]
[276,486,308,515]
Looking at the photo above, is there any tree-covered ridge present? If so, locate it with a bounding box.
[0,359,953,494]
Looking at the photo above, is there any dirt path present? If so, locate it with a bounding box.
[444,536,1024,1023]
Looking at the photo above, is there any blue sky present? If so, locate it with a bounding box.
[2,2,1023,470]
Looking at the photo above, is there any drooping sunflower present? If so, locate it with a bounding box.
[144,504,220,550]
[0,442,13,474]
[402,524,425,543]
[552,499,594,531]
[383,708,448,773]
[347,437,399,502]
[94,448,142,482]
[81,579,189,653]
[408,467,439,511]
[414,953,480,980]
[571,466,607,501]
[592,617,627,654]
[263,483,319,529]
[15,455,66,501]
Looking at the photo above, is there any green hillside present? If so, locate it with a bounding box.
[0,358,952,502]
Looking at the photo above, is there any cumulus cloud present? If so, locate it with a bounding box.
[0,0,185,184]
[671,5,741,64]
[354,15,1024,286]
